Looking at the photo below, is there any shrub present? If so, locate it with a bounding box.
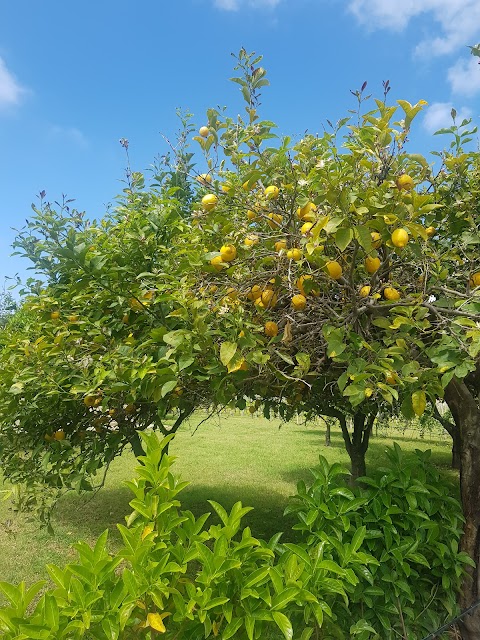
[286,443,473,639]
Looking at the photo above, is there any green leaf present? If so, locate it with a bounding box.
[354,225,373,252]
[161,380,178,397]
[272,611,293,640]
[335,228,353,252]
[220,341,238,367]
[272,587,300,610]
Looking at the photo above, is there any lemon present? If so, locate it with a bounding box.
[244,234,259,246]
[391,228,409,248]
[425,226,436,238]
[292,294,307,310]
[265,321,279,337]
[267,213,283,229]
[301,222,314,235]
[247,209,257,221]
[261,289,278,308]
[384,287,401,301]
[326,261,343,280]
[220,244,237,262]
[359,285,371,297]
[197,173,212,184]
[274,239,287,252]
[247,285,262,301]
[365,256,381,274]
[470,272,480,287]
[201,194,218,211]
[287,248,302,261]
[54,430,65,441]
[396,174,414,190]
[297,275,319,297]
[371,232,382,248]
[199,126,210,138]
[297,201,316,219]
[210,256,224,271]
[265,185,279,200]
[50,311,60,320]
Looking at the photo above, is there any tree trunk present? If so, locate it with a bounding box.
[324,410,375,481]
[452,435,461,471]
[433,404,461,470]
[129,431,145,458]
[444,377,480,639]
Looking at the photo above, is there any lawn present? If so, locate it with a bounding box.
[0,412,454,587]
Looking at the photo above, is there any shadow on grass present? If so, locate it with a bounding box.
[53,481,300,546]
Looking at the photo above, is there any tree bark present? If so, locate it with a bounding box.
[433,404,461,470]
[323,410,375,481]
[444,377,480,639]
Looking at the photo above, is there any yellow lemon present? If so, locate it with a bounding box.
[201,194,218,211]
[301,222,314,235]
[359,285,371,297]
[425,226,436,238]
[265,321,279,337]
[287,248,302,261]
[365,256,381,274]
[274,239,287,252]
[326,261,343,280]
[68,314,78,322]
[391,228,409,248]
[297,275,319,297]
[244,234,259,246]
[220,244,237,262]
[210,256,224,271]
[267,212,283,229]
[199,126,210,138]
[225,287,238,300]
[371,232,382,248]
[197,173,212,185]
[292,294,307,310]
[50,311,60,320]
[247,209,257,221]
[54,430,65,441]
[84,395,97,408]
[384,287,401,301]
[265,185,280,200]
[470,272,480,287]
[364,387,373,398]
[385,372,397,385]
[297,201,316,219]
[396,174,414,190]
[221,183,234,194]
[247,285,262,301]
[261,289,278,308]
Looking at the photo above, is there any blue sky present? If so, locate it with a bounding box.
[1,0,479,287]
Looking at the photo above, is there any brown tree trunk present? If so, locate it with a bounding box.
[444,377,480,639]
[324,410,375,481]
[433,405,461,470]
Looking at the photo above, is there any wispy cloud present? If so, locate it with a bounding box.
[447,55,480,96]
[347,0,480,58]
[49,125,88,148]
[423,102,472,134]
[214,0,281,11]
[0,56,25,109]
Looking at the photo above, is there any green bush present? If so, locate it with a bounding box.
[286,443,473,639]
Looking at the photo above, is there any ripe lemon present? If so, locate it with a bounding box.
[265,321,279,337]
[297,202,316,219]
[287,248,302,261]
[267,213,283,229]
[247,209,257,221]
[326,261,343,280]
[365,256,381,274]
[265,185,280,200]
[197,173,212,184]
[385,372,397,385]
[202,194,218,211]
[54,430,65,441]
[247,285,262,301]
[68,314,78,322]
[84,395,97,408]
[470,272,480,287]
[50,311,60,320]
[275,239,287,252]
[292,294,307,310]
[261,289,278,308]
[244,234,259,246]
[199,126,210,138]
[226,287,238,300]
[371,232,382,248]
[220,244,237,262]
[359,285,371,297]
[396,174,414,190]
[391,228,409,248]
[301,222,314,235]
[384,287,401,301]
[425,226,436,238]
[210,256,225,271]
[297,274,319,297]
[254,298,265,309]
[364,387,374,398]
[222,183,234,194]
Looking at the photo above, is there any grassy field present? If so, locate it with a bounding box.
[0,412,455,587]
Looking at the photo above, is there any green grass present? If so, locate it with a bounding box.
[0,412,454,587]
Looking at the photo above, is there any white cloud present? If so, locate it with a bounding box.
[423,102,472,133]
[214,0,281,10]
[347,0,480,58]
[448,55,480,96]
[0,57,25,108]
[49,125,88,148]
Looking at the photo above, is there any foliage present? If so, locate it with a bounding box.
[286,444,472,639]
